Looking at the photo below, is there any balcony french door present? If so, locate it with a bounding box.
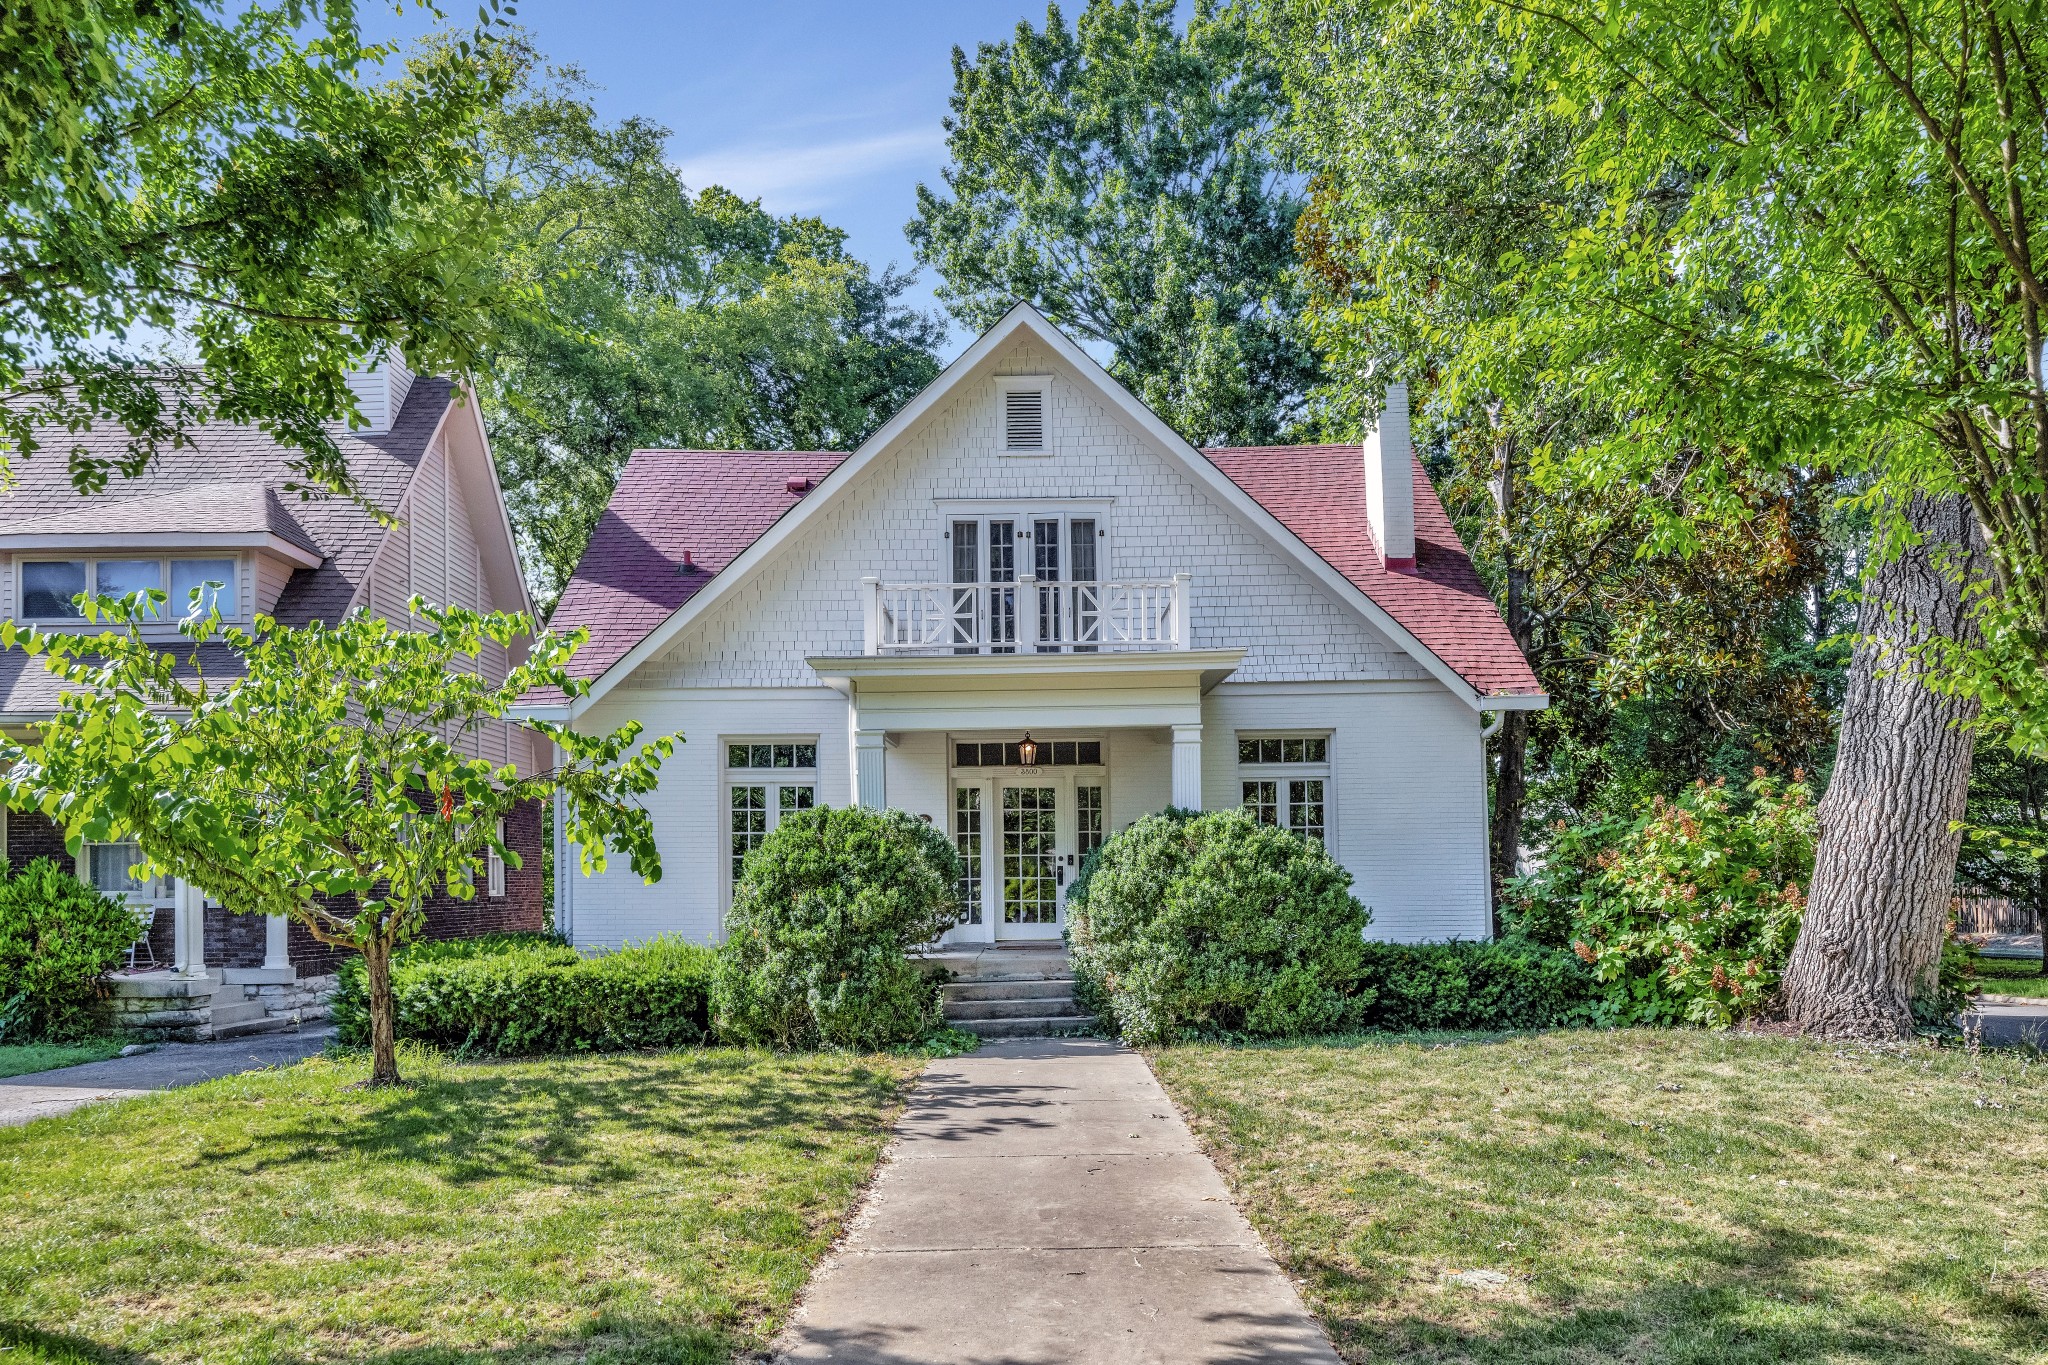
[949,514,1098,654]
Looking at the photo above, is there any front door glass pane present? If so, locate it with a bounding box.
[1002,786,1058,924]
[954,786,983,924]
[1077,784,1104,855]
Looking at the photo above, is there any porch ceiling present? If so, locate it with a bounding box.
[807,648,1243,732]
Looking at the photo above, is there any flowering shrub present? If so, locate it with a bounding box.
[1507,770,1817,1027]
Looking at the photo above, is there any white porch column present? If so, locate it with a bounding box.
[1171,723,1204,810]
[263,914,290,970]
[854,728,889,809]
[172,878,206,977]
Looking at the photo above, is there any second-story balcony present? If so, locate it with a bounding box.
[861,573,1191,656]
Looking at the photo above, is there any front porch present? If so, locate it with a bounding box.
[810,647,1244,949]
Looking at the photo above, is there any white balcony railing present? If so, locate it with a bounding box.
[862,574,1190,656]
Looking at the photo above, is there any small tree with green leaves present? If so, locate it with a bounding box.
[0,594,675,1086]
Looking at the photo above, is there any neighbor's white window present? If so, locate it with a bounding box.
[80,841,176,907]
[19,556,237,621]
[726,740,819,888]
[1238,735,1330,844]
[487,818,507,898]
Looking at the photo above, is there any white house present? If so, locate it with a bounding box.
[534,304,1545,949]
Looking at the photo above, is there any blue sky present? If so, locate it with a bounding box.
[371,1,1063,355]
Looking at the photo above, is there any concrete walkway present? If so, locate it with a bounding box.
[0,1025,333,1127]
[777,1038,1340,1365]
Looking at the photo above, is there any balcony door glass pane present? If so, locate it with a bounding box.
[22,560,86,618]
[987,520,1016,651]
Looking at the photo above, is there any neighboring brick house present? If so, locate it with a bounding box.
[0,359,546,1037]
[533,304,1546,953]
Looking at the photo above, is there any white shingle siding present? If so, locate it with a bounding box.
[625,338,1429,691]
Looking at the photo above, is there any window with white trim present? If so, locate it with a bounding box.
[487,818,507,898]
[726,740,819,887]
[1238,735,1330,844]
[79,841,176,907]
[19,555,238,621]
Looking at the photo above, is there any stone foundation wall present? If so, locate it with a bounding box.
[103,976,214,1043]
[250,972,337,1022]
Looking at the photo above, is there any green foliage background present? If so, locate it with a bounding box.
[0,859,145,1042]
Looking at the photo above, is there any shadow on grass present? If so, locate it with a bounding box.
[1293,1205,2040,1365]
[209,1049,910,1186]
[2,1315,735,1365]
[0,1323,162,1365]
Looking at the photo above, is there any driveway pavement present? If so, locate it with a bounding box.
[776,1037,1339,1365]
[0,1025,333,1127]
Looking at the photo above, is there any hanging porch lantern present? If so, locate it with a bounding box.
[1017,732,1039,767]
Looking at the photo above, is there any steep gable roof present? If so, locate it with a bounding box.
[1205,445,1540,697]
[542,303,1543,711]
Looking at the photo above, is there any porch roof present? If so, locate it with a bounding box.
[809,648,1244,732]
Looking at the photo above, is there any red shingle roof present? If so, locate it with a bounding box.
[545,443,1540,700]
[1203,444,1541,697]
[547,449,848,686]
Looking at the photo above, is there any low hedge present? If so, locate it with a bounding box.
[1354,939,1595,1032]
[332,932,714,1055]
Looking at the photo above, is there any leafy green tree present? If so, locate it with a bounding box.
[2,0,512,498]
[1956,739,2048,975]
[1465,0,2047,1036]
[1265,0,1843,888]
[910,0,1318,445]
[446,37,944,602]
[0,596,674,1086]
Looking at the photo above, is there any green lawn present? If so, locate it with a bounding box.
[1151,1031,2047,1364]
[1976,952,2048,998]
[0,1038,123,1079]
[0,1044,919,1365]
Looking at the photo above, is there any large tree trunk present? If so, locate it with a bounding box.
[1487,411,1533,908]
[1491,708,1530,890]
[1781,494,1979,1037]
[363,937,403,1086]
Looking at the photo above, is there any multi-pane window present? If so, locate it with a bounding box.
[726,740,818,888]
[20,556,236,621]
[487,818,507,898]
[1077,784,1105,856]
[81,841,175,907]
[1239,734,1331,846]
[954,786,984,924]
[953,740,1102,768]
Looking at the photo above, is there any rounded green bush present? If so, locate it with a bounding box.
[712,805,961,1050]
[0,858,146,1041]
[1068,808,1372,1044]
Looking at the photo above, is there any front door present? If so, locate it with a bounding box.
[997,781,1063,939]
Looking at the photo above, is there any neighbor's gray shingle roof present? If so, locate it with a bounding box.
[0,379,456,716]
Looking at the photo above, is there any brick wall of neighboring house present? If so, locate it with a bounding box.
[286,796,548,978]
[8,800,546,979]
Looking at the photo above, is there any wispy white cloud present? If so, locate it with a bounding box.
[670,127,946,212]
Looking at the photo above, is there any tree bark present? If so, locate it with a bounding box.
[363,936,403,1086]
[1782,494,1980,1037]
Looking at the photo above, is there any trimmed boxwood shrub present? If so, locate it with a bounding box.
[331,932,715,1054]
[712,805,960,1050]
[0,858,146,1041]
[1354,940,1595,1032]
[1068,808,1372,1045]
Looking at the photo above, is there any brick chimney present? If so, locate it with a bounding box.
[1364,381,1416,573]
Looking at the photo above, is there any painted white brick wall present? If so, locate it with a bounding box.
[624,337,1430,691]
[563,688,853,950]
[1201,683,1492,942]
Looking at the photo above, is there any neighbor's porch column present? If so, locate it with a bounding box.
[264,914,290,970]
[172,878,206,977]
[854,727,889,809]
[1171,723,1204,810]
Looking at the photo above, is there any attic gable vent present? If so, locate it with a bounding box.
[1003,386,1045,451]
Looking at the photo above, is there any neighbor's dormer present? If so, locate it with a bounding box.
[0,482,323,629]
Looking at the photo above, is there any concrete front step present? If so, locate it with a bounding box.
[954,1014,1096,1039]
[208,999,271,1028]
[947,995,1082,1022]
[212,1015,296,1039]
[946,977,1078,1003]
